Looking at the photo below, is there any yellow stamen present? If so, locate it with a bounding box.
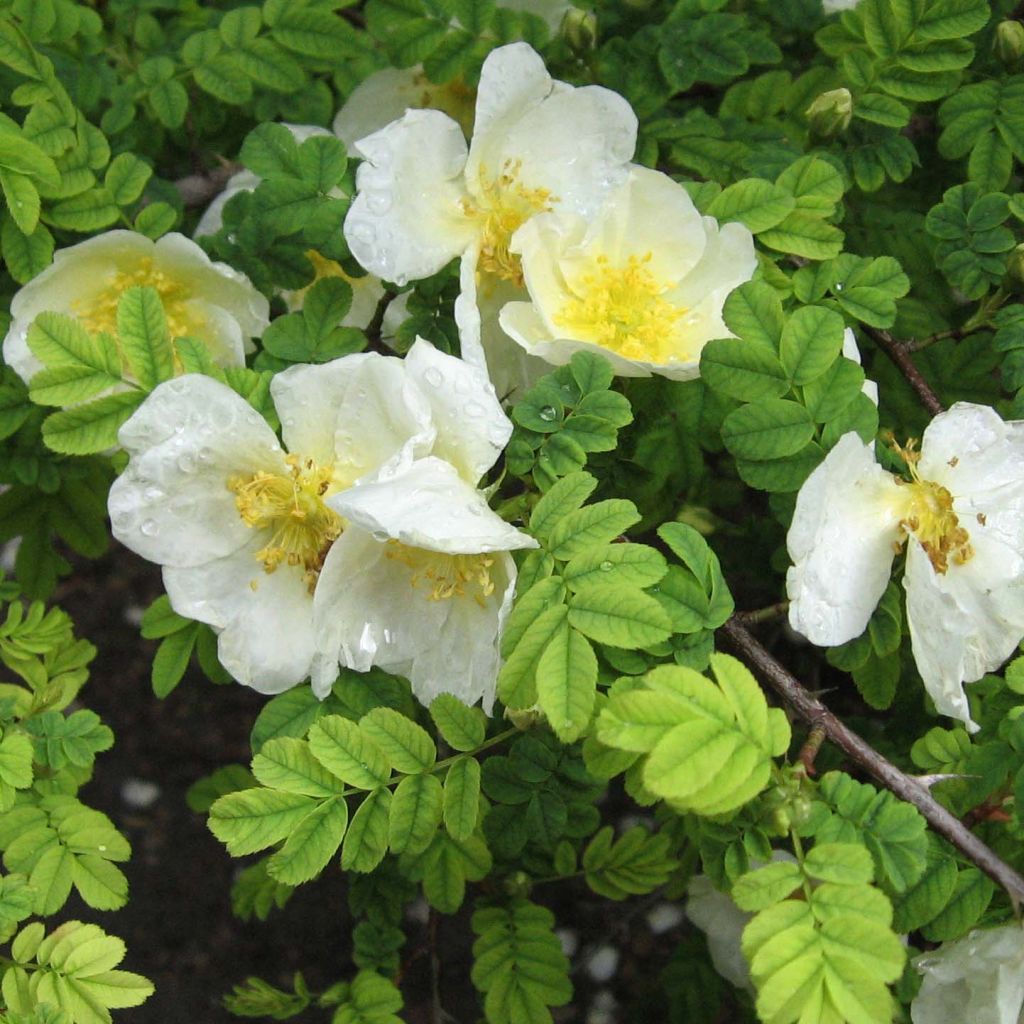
[385,541,496,606]
[891,438,973,574]
[73,257,197,339]
[463,159,555,285]
[554,252,684,363]
[228,454,342,590]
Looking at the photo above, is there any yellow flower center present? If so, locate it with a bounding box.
[285,250,356,309]
[73,257,197,339]
[892,441,973,574]
[463,160,555,285]
[553,252,684,363]
[228,454,342,589]
[385,541,496,606]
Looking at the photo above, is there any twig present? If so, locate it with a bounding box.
[797,724,827,774]
[720,617,1024,908]
[734,600,789,625]
[864,327,945,416]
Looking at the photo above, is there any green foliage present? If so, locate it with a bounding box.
[471,899,571,1024]
[737,842,905,1024]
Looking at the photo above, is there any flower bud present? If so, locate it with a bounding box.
[562,7,597,51]
[994,20,1024,65]
[1008,243,1024,288]
[805,87,853,137]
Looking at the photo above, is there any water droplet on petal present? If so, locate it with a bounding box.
[424,367,444,388]
[350,222,376,246]
[140,519,159,537]
[367,192,392,215]
[177,454,196,473]
[143,486,164,502]
[465,400,484,418]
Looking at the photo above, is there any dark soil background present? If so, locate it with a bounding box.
[56,548,704,1024]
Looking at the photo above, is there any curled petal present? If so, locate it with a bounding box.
[330,457,537,555]
[345,109,475,286]
[786,432,906,646]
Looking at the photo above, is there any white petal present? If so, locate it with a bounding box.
[153,233,270,340]
[164,537,318,694]
[686,875,753,991]
[668,218,757,316]
[314,525,513,710]
[912,924,1024,1024]
[181,299,250,364]
[282,122,332,144]
[786,433,907,646]
[905,526,1024,730]
[109,375,286,568]
[270,353,434,487]
[332,67,429,156]
[841,328,880,405]
[404,337,510,481]
[345,109,476,286]
[331,457,537,554]
[343,272,386,330]
[467,46,636,219]
[380,292,411,348]
[193,170,262,238]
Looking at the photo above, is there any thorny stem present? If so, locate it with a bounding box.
[721,617,1024,908]
[797,724,827,774]
[864,326,945,417]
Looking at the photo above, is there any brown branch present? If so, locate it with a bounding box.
[734,600,790,625]
[720,617,1024,908]
[864,327,945,417]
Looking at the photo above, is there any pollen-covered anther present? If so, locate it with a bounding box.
[73,257,196,339]
[464,159,555,285]
[228,454,341,586]
[554,252,684,362]
[899,478,973,574]
[386,541,496,605]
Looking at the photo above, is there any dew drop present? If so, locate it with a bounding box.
[467,503,483,516]
[834,281,845,292]
[198,447,213,463]
[464,400,484,418]
[177,453,196,474]
[539,406,557,422]
[599,560,614,572]
[350,222,376,245]
[367,192,392,215]
[140,519,159,537]
[424,367,444,388]
[143,486,164,502]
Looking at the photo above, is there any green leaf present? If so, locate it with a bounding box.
[117,286,175,388]
[759,209,844,260]
[563,544,668,592]
[919,868,994,941]
[707,178,795,233]
[567,586,671,649]
[547,499,641,561]
[700,338,789,402]
[208,788,317,856]
[581,826,679,900]
[429,694,486,752]
[41,392,145,455]
[529,471,597,542]
[720,400,815,460]
[388,773,443,855]
[359,707,436,774]
[722,281,784,349]
[308,715,392,790]
[26,312,120,375]
[779,305,845,385]
[535,623,597,743]
[251,737,347,797]
[891,841,958,933]
[341,788,392,873]
[148,79,188,129]
[103,153,151,206]
[48,188,120,232]
[0,171,40,235]
[497,604,568,709]
[266,797,348,885]
[250,687,328,752]
[803,842,874,885]
[150,625,196,699]
[732,860,804,911]
[443,756,481,841]
[1,217,53,284]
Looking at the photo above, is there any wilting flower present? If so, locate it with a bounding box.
[108,351,438,695]
[499,166,756,380]
[313,343,537,709]
[343,41,637,397]
[786,402,1024,728]
[3,230,269,384]
[912,923,1024,1024]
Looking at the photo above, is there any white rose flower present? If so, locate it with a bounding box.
[343,41,637,398]
[786,402,1024,729]
[313,341,537,709]
[499,166,757,380]
[3,230,269,385]
[841,327,880,405]
[912,923,1024,1024]
[686,874,756,991]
